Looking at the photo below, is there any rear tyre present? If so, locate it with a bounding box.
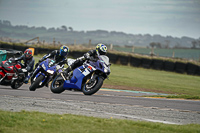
[82,76,104,95]
[29,75,44,91]
[50,74,65,94]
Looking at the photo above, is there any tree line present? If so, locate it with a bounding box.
[1,20,200,48]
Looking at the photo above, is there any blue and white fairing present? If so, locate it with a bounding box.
[63,55,111,90]
[33,58,62,85]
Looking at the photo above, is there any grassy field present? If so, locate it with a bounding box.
[114,47,200,61]
[104,64,200,98]
[0,110,200,133]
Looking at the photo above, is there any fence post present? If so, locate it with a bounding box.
[53,38,55,48]
[110,44,113,50]
[172,51,175,58]
[132,46,134,53]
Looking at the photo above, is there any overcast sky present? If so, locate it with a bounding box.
[0,0,200,38]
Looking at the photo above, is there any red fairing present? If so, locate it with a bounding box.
[0,71,5,77]
[0,59,22,84]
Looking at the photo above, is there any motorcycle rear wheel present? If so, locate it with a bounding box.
[29,75,44,91]
[50,74,65,94]
[82,76,104,95]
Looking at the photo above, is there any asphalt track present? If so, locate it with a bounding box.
[0,84,200,125]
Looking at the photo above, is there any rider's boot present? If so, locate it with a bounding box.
[23,76,30,84]
[63,66,72,76]
[45,83,49,87]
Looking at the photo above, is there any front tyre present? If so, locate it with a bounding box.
[50,74,65,94]
[11,80,23,89]
[82,76,104,95]
[29,75,44,91]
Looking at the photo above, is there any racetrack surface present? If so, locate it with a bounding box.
[0,84,200,125]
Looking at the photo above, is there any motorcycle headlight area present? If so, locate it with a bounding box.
[104,66,110,73]
[104,68,108,73]
[47,70,54,74]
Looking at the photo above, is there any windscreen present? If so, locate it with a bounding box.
[99,55,110,66]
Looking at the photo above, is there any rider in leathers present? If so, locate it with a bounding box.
[37,45,69,66]
[63,43,107,76]
[14,49,35,83]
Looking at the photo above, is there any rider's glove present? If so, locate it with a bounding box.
[9,58,16,62]
[39,59,42,62]
[21,68,28,73]
[84,53,90,60]
[35,63,39,68]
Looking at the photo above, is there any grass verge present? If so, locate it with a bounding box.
[143,95,200,100]
[0,110,200,133]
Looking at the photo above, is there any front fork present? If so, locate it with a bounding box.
[31,67,40,82]
[0,73,6,84]
[86,72,98,84]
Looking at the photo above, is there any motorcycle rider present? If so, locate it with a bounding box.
[63,43,107,76]
[37,45,69,66]
[13,49,35,83]
[31,45,69,87]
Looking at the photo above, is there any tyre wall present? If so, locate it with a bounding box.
[152,59,164,70]
[163,61,175,72]
[141,58,152,69]
[130,57,141,67]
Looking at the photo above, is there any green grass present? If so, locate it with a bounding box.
[0,110,199,133]
[104,64,200,97]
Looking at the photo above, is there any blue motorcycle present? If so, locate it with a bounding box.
[50,55,111,95]
[29,58,63,91]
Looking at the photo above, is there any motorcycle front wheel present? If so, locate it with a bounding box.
[50,74,65,94]
[11,80,23,89]
[29,75,44,91]
[82,76,104,95]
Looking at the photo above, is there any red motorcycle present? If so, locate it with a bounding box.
[0,58,25,89]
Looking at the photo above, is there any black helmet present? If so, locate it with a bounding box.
[96,43,107,55]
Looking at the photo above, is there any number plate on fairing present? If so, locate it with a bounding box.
[78,65,96,76]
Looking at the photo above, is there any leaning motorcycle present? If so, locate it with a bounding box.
[29,58,63,91]
[0,58,25,89]
[50,55,111,95]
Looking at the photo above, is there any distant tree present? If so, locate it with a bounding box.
[198,40,200,48]
[191,40,197,49]
[68,27,73,31]
[149,42,162,48]
[61,25,67,31]
[174,42,181,48]
[164,40,170,48]
[2,20,11,26]
[35,26,46,30]
[30,26,36,29]
[149,42,156,48]
[56,27,60,31]
[157,43,162,48]
[48,27,56,31]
